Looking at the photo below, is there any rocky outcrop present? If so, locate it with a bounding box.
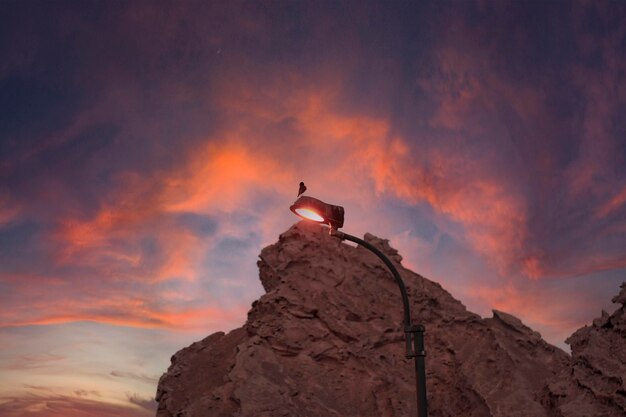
[542,283,626,417]
[156,222,625,417]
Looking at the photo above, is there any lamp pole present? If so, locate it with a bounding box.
[330,229,428,417]
[289,195,428,417]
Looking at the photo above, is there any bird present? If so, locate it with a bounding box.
[297,181,307,197]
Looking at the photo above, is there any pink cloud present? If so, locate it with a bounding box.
[0,193,20,226]
[0,288,248,332]
[0,391,154,417]
[1,354,65,371]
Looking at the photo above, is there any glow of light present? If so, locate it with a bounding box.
[295,207,325,222]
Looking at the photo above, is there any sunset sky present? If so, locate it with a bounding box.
[1,1,626,416]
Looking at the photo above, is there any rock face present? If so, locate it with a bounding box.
[542,283,626,416]
[156,222,626,417]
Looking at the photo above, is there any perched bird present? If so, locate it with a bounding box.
[297,181,307,197]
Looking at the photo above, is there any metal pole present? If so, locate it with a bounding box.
[330,229,428,417]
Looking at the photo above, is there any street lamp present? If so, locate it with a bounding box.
[290,195,428,417]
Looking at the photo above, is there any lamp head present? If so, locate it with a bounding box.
[290,196,344,229]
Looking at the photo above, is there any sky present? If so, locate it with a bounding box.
[1,1,625,416]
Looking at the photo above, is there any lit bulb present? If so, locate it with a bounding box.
[295,207,324,222]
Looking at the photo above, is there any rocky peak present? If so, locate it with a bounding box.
[543,281,626,416]
[156,223,625,417]
[613,282,626,306]
[363,232,403,264]
[490,309,543,342]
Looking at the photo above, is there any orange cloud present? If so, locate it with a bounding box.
[38,70,532,335]
[212,72,529,276]
[19,21,622,337]
[162,142,294,213]
[372,147,527,275]
[0,284,248,331]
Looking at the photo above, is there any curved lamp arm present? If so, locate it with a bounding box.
[330,229,411,328]
[329,228,428,417]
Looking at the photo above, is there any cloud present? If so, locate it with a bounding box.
[595,185,626,219]
[73,390,100,398]
[0,392,152,417]
[111,371,158,385]
[126,393,157,412]
[3,22,625,332]
[0,192,20,226]
[1,5,625,417]
[0,294,249,331]
[0,0,625,370]
[0,354,64,371]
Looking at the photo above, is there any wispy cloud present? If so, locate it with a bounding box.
[1,354,64,371]
[111,371,159,385]
[0,391,152,417]
[126,393,157,412]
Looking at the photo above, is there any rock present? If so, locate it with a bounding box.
[156,222,623,417]
[542,283,626,417]
[612,282,626,306]
[155,329,247,417]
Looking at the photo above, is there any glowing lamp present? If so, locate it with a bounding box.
[294,208,324,222]
[289,196,345,229]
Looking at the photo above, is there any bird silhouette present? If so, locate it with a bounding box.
[297,181,307,197]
